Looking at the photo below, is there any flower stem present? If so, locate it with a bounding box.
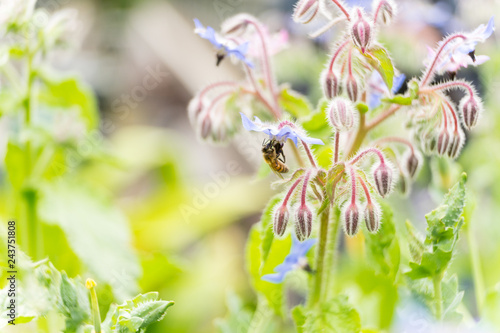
[86,279,102,333]
[433,273,443,320]
[310,207,330,306]
[324,208,340,299]
[467,219,485,315]
[345,112,366,158]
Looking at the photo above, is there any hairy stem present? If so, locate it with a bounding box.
[345,112,366,158]
[433,273,443,320]
[310,208,330,306]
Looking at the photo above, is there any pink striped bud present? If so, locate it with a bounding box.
[447,130,464,159]
[345,75,359,102]
[199,114,212,140]
[293,0,319,24]
[403,149,421,178]
[188,96,205,126]
[328,97,355,131]
[460,96,483,130]
[373,162,393,197]
[321,69,340,99]
[372,0,396,25]
[436,128,451,156]
[274,204,289,238]
[344,203,360,236]
[364,202,381,233]
[350,7,373,53]
[295,204,313,241]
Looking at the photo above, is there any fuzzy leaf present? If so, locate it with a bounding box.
[291,305,307,333]
[364,46,394,89]
[214,291,252,333]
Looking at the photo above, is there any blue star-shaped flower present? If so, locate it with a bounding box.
[194,18,254,68]
[240,113,324,147]
[367,72,406,110]
[262,237,316,284]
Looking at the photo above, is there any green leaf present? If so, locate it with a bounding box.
[364,46,394,89]
[382,95,413,105]
[304,296,361,333]
[441,274,463,320]
[5,142,26,190]
[215,291,252,333]
[102,292,174,332]
[60,272,90,331]
[278,87,313,118]
[406,250,452,279]
[260,195,282,263]
[364,202,400,281]
[39,75,99,130]
[291,305,307,333]
[37,180,141,298]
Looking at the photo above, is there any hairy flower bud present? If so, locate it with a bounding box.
[350,7,373,53]
[293,0,319,24]
[460,96,483,130]
[295,204,313,241]
[274,204,289,238]
[403,149,421,178]
[221,14,250,36]
[188,96,206,126]
[436,128,451,156]
[373,162,393,197]
[372,0,396,25]
[328,97,355,131]
[364,202,381,233]
[447,130,465,159]
[199,114,212,140]
[321,69,340,99]
[344,203,360,236]
[345,75,359,102]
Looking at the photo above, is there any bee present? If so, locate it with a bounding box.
[262,139,289,178]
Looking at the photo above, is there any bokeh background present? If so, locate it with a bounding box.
[6,0,500,331]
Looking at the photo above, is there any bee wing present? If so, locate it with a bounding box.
[269,165,284,179]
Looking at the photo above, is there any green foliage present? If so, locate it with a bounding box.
[101,292,174,332]
[214,292,252,333]
[364,46,394,89]
[301,296,361,333]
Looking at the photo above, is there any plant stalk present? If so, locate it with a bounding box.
[309,207,330,306]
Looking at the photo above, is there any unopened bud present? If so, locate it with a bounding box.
[345,75,359,102]
[364,202,381,233]
[199,114,212,140]
[221,14,250,36]
[321,69,340,99]
[293,0,319,24]
[436,128,451,156]
[295,204,313,241]
[460,96,483,130]
[350,7,373,53]
[403,149,421,178]
[344,203,360,236]
[447,130,464,159]
[328,97,355,131]
[188,96,205,126]
[274,204,289,238]
[373,162,393,197]
[421,130,437,155]
[372,0,396,25]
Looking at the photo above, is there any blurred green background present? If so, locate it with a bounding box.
[1,0,499,331]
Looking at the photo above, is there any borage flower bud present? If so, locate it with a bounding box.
[273,204,289,238]
[373,162,393,197]
[295,204,313,241]
[221,14,250,36]
[350,7,373,53]
[345,75,359,102]
[436,128,451,156]
[293,0,319,24]
[321,69,340,99]
[403,149,421,178]
[447,130,465,159]
[327,97,355,131]
[364,202,381,233]
[460,96,483,130]
[199,113,212,140]
[343,203,361,236]
[372,0,396,25]
[187,96,206,126]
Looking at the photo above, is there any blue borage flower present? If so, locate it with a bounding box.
[194,18,254,68]
[240,113,324,146]
[261,237,316,283]
[367,72,406,109]
[427,17,495,74]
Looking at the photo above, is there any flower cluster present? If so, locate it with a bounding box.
[188,0,493,286]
